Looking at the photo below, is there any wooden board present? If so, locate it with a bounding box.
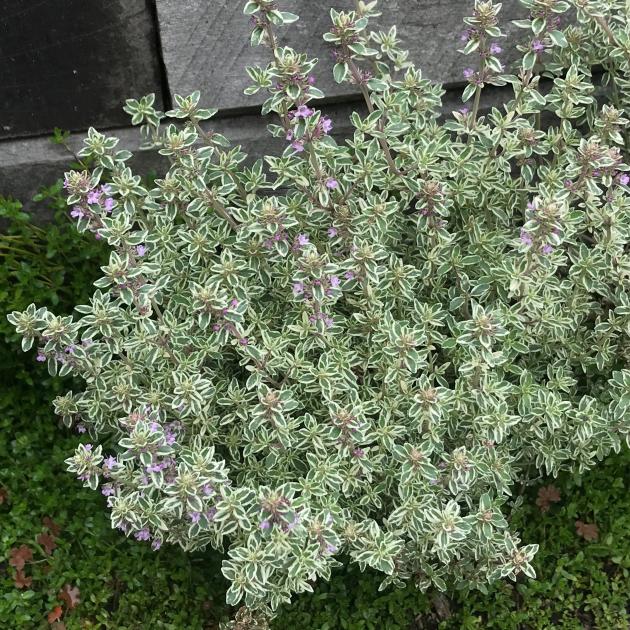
[0,0,164,140]
[156,0,527,112]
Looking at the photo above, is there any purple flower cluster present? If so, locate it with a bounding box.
[308,311,334,328]
[285,106,333,152]
[293,274,342,302]
[263,228,289,249]
[66,181,115,240]
[103,456,116,470]
[135,528,151,541]
[35,337,92,367]
[258,499,302,535]
[70,184,114,220]
[519,199,559,256]
[210,298,241,333]
[272,71,317,100]
[519,228,533,247]
[295,233,310,248]
[146,456,175,474]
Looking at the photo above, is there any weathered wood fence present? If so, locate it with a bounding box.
[0,0,528,212]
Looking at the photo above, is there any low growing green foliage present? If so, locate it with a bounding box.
[7,0,630,622]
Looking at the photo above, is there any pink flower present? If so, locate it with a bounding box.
[135,528,151,541]
[326,177,338,189]
[463,68,475,80]
[329,276,340,288]
[520,229,533,246]
[293,282,304,295]
[136,244,147,257]
[319,117,333,134]
[344,271,355,280]
[36,352,46,362]
[297,234,309,247]
[617,173,629,186]
[151,539,162,551]
[291,139,305,152]
[103,197,115,213]
[104,456,117,470]
[490,43,502,54]
[327,227,338,238]
[531,39,544,53]
[70,206,84,219]
[87,190,101,205]
[294,105,314,119]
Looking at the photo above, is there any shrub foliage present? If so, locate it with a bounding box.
[8,0,630,618]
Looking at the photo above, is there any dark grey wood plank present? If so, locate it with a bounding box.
[156,0,527,111]
[0,0,164,140]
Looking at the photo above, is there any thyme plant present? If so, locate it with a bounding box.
[9,0,630,617]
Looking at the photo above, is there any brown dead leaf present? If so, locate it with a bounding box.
[575,520,599,542]
[47,606,63,624]
[37,532,57,556]
[14,568,32,589]
[42,517,61,537]
[58,584,80,610]
[9,545,33,571]
[536,485,561,513]
[0,486,8,504]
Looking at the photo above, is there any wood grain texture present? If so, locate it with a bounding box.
[156,0,528,112]
[0,0,163,140]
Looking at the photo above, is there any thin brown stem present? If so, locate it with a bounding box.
[347,59,401,176]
